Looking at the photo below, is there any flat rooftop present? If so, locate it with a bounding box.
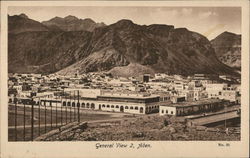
[99,94,160,99]
[161,98,225,108]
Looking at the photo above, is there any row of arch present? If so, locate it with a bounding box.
[60,101,147,113]
[98,104,144,113]
[145,105,159,114]
[100,104,140,110]
[99,104,160,114]
[161,109,174,115]
[9,98,160,114]
[62,101,95,109]
[11,98,161,114]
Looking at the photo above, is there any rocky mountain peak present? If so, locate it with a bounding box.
[64,15,79,21]
[146,24,174,36]
[222,31,238,36]
[147,24,174,30]
[19,13,29,19]
[42,15,104,32]
[8,14,49,34]
[111,19,136,29]
[8,15,239,77]
[117,19,134,24]
[211,31,241,69]
[215,31,241,40]
[83,18,95,23]
[46,16,63,22]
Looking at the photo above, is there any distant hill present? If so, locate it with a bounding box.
[211,31,241,69]
[8,14,52,34]
[42,15,105,32]
[8,14,239,77]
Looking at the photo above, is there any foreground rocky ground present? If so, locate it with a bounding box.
[44,115,240,141]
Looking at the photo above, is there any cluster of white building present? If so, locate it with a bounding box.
[8,73,241,116]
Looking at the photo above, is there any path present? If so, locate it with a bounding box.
[8,116,137,129]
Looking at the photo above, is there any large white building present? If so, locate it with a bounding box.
[205,83,227,98]
[34,89,163,115]
[160,99,229,116]
[220,87,241,104]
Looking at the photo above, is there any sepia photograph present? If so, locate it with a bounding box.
[1,1,249,158]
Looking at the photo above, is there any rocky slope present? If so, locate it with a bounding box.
[8,14,52,34]
[8,31,92,74]
[57,19,238,76]
[44,115,240,141]
[8,14,239,77]
[42,15,105,32]
[211,31,241,69]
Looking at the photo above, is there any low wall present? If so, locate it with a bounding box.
[34,122,88,141]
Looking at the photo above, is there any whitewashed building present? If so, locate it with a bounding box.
[34,89,162,115]
[160,99,229,116]
[205,83,227,98]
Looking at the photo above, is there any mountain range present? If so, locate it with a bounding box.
[211,31,241,69]
[8,14,240,77]
[42,15,106,32]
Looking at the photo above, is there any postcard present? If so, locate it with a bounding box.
[0,0,249,157]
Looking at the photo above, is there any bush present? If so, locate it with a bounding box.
[132,132,144,138]
[164,119,169,126]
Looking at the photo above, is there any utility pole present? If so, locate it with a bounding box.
[77,90,80,123]
[31,98,34,141]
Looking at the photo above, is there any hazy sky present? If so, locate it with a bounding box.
[8,6,241,40]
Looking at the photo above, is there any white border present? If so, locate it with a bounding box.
[1,1,249,158]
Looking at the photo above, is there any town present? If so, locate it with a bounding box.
[8,72,242,141]
[8,72,241,116]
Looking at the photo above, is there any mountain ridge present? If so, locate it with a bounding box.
[211,31,241,69]
[42,15,106,32]
[8,14,51,34]
[8,14,240,77]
